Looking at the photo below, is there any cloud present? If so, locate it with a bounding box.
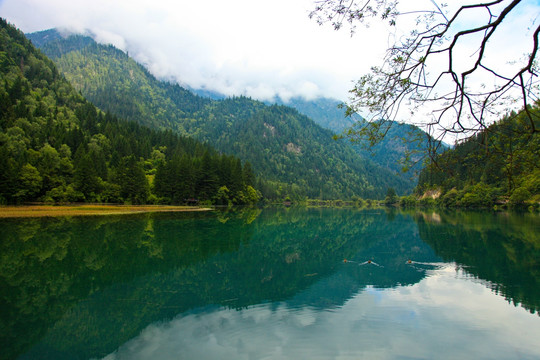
[1,0,536,131]
[0,0,392,102]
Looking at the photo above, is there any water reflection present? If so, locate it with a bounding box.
[1,209,257,360]
[102,264,540,360]
[0,208,538,359]
[416,210,540,315]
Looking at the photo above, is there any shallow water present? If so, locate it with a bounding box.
[1,208,539,359]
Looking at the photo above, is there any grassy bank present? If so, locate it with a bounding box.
[0,204,212,218]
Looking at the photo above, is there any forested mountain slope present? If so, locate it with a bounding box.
[28,29,411,199]
[275,97,440,189]
[0,19,258,205]
[27,31,210,132]
[416,107,540,207]
[273,97,358,134]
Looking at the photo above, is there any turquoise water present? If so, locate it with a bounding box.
[1,208,539,359]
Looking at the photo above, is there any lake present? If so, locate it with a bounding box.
[1,207,539,359]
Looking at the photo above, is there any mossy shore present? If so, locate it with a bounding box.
[0,204,212,218]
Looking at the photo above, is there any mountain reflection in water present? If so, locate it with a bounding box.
[0,208,538,359]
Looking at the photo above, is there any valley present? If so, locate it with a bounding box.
[27,29,428,199]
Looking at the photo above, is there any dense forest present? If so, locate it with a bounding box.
[6,22,537,207]
[272,96,439,189]
[0,19,260,205]
[414,106,540,208]
[30,31,210,132]
[27,29,412,199]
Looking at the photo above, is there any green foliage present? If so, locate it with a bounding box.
[417,197,436,208]
[28,30,411,200]
[29,30,209,132]
[280,96,443,193]
[384,187,398,205]
[244,185,262,204]
[114,156,150,204]
[459,183,499,208]
[153,152,259,205]
[509,186,531,207]
[417,105,540,209]
[214,186,231,206]
[399,194,417,208]
[14,163,42,201]
[0,19,259,205]
[440,188,460,208]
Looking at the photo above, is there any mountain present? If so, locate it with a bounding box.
[273,97,359,134]
[0,19,258,205]
[27,30,210,132]
[27,29,413,199]
[274,96,438,187]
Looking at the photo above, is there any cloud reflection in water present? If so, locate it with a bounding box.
[103,264,540,360]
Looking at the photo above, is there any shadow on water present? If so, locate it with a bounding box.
[1,207,538,359]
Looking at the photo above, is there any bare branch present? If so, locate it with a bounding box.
[311,0,539,143]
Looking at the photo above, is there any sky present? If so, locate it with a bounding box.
[0,0,538,128]
[0,0,423,102]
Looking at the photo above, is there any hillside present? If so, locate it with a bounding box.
[275,96,438,188]
[0,19,258,205]
[416,107,540,208]
[27,29,412,199]
[27,31,210,132]
[273,97,358,134]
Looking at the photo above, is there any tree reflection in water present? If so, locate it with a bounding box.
[1,208,538,359]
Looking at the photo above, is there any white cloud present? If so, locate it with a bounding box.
[0,0,392,102]
[0,0,537,129]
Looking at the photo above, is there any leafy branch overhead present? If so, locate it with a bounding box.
[311,0,540,143]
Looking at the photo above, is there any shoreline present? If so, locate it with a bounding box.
[0,204,212,218]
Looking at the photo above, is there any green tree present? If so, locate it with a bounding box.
[460,183,498,208]
[14,163,42,202]
[29,29,413,199]
[242,161,255,188]
[74,152,102,201]
[115,156,149,204]
[214,186,231,206]
[416,105,539,207]
[37,143,63,192]
[0,147,18,203]
[243,185,262,205]
[0,19,263,206]
[508,187,531,207]
[153,154,198,204]
[229,158,244,202]
[440,189,460,208]
[196,151,219,201]
[384,187,398,205]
